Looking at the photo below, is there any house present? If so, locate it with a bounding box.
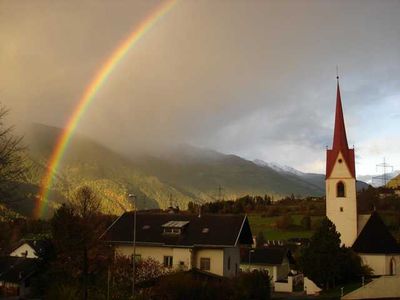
[101,212,253,277]
[0,256,40,298]
[325,77,400,275]
[239,246,303,292]
[240,247,291,282]
[9,239,50,259]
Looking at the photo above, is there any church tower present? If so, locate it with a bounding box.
[326,77,358,246]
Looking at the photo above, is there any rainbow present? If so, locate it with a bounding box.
[35,0,177,218]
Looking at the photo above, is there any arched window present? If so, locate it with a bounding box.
[337,181,345,198]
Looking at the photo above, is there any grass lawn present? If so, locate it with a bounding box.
[248,213,324,240]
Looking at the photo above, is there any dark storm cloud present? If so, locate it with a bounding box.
[1,0,400,174]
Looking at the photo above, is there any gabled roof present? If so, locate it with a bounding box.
[326,80,356,179]
[240,247,290,265]
[12,239,50,257]
[352,212,400,254]
[101,212,253,247]
[0,256,39,283]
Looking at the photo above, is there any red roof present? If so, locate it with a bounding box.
[326,81,355,179]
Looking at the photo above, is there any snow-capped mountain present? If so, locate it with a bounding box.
[253,159,305,176]
[358,170,400,187]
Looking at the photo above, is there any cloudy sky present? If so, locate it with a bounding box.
[1,0,400,176]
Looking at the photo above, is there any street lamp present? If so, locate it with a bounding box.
[128,194,137,298]
[248,249,255,271]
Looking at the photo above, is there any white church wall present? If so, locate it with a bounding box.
[326,152,358,247]
[360,254,400,276]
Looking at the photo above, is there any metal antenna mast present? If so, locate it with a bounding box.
[217,185,224,201]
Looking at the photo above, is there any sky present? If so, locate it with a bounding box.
[1,0,400,176]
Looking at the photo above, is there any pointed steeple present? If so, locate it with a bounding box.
[332,78,349,150]
[326,76,356,178]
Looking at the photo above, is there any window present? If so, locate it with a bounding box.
[200,258,210,271]
[227,257,231,270]
[179,261,185,270]
[163,256,173,268]
[340,207,343,212]
[163,228,181,234]
[337,181,345,197]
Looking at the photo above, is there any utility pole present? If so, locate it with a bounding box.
[217,185,224,201]
[373,158,394,186]
[128,194,137,298]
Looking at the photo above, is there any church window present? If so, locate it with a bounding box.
[337,181,345,197]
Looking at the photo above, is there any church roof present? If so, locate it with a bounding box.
[352,211,400,254]
[326,80,356,178]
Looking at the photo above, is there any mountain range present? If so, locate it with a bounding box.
[5,124,368,218]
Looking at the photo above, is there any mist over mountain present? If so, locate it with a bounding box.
[358,171,400,187]
[5,123,341,218]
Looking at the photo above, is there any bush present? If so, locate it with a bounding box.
[276,214,293,229]
[151,270,270,300]
[231,270,270,300]
[301,215,311,230]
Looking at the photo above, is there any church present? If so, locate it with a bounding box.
[325,77,400,276]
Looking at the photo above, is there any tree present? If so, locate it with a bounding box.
[276,214,293,229]
[300,215,311,230]
[0,104,26,200]
[298,218,341,289]
[49,186,109,300]
[232,270,270,300]
[298,217,370,290]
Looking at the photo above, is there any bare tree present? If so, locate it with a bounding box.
[0,104,26,200]
[71,185,101,219]
[70,186,101,300]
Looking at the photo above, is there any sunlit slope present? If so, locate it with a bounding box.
[20,124,327,218]
[23,124,194,217]
[388,174,400,188]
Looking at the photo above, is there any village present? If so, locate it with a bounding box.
[1,80,400,299]
[2,1,400,299]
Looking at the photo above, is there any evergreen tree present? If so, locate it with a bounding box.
[298,218,341,289]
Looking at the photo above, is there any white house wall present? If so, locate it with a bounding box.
[223,247,240,277]
[9,244,37,258]
[194,248,224,276]
[116,245,228,276]
[276,257,290,281]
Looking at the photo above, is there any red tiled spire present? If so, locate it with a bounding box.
[326,77,356,179]
[332,81,349,150]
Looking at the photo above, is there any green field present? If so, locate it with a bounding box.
[248,213,324,240]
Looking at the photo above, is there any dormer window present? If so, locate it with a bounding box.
[162,220,189,235]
